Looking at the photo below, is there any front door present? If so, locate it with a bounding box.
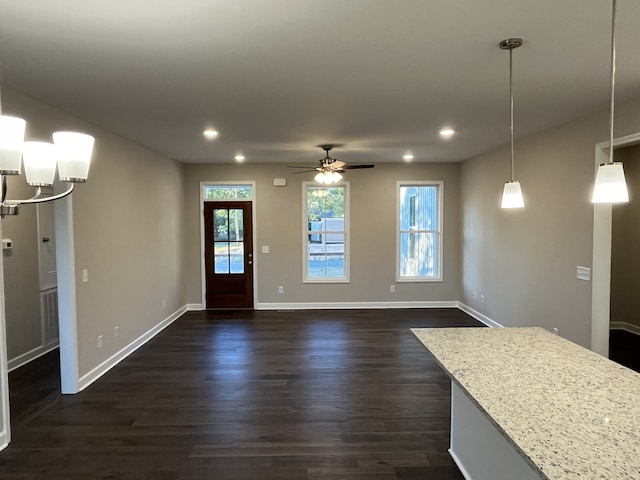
[204,201,254,309]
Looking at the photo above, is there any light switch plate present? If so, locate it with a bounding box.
[261,246,270,254]
[576,266,591,281]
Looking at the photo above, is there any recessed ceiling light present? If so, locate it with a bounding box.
[203,129,219,139]
[403,153,414,161]
[234,154,245,162]
[439,128,455,138]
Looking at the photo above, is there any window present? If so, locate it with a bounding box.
[303,182,349,282]
[397,182,443,281]
[204,185,253,199]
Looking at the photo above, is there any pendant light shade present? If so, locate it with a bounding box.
[592,0,628,204]
[501,181,525,209]
[500,38,524,209]
[592,162,629,203]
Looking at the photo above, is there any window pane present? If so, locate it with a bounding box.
[307,186,345,220]
[399,232,438,277]
[205,185,253,199]
[307,238,345,278]
[214,209,228,241]
[229,242,244,274]
[400,186,438,230]
[214,242,230,274]
[228,209,244,241]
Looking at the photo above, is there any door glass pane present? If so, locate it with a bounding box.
[230,242,245,274]
[214,209,229,241]
[214,242,230,274]
[228,209,244,241]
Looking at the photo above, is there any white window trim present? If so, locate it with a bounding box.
[302,181,350,283]
[396,180,444,283]
[199,181,257,308]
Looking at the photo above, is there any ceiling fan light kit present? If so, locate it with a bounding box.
[288,144,374,184]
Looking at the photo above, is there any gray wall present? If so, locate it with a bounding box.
[611,144,640,329]
[461,96,640,348]
[1,177,41,359]
[183,162,462,306]
[2,86,186,378]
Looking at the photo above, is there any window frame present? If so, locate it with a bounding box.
[302,181,350,283]
[396,181,444,283]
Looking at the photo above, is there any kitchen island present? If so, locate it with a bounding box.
[412,327,640,480]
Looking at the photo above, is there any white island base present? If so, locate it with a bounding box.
[450,382,541,480]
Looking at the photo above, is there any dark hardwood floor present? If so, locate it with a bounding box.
[1,308,483,479]
[609,329,640,373]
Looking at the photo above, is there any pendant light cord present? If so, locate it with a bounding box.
[608,0,617,165]
[509,46,515,181]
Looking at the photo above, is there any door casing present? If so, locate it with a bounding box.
[199,182,257,309]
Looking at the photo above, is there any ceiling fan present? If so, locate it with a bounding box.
[288,144,374,184]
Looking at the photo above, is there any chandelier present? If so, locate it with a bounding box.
[0,114,94,217]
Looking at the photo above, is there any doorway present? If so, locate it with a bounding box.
[592,132,640,356]
[37,203,59,345]
[204,201,254,309]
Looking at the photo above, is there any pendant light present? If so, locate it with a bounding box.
[500,38,525,209]
[592,0,629,204]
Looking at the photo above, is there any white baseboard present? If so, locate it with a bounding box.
[77,305,188,392]
[0,429,7,452]
[187,303,204,311]
[610,322,640,335]
[256,301,460,310]
[8,341,59,372]
[457,303,503,328]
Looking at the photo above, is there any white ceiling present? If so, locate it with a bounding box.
[0,0,638,166]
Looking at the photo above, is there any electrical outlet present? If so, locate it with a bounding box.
[162,299,167,308]
[480,294,485,304]
[390,285,395,293]
[553,327,559,335]
[114,326,119,338]
[98,335,103,348]
[278,286,284,294]
[473,291,477,300]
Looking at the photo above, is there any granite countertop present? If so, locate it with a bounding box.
[412,327,640,480]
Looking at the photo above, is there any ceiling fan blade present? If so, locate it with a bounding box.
[327,160,345,170]
[343,164,375,169]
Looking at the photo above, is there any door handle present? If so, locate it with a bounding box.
[42,237,50,243]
